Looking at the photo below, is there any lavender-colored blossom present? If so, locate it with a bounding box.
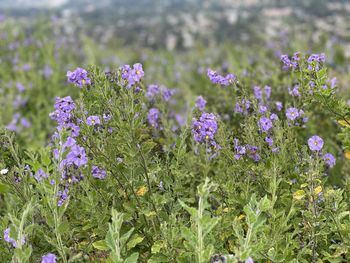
[41,253,56,263]
[148,108,160,129]
[67,67,91,88]
[307,53,325,71]
[265,136,273,147]
[4,227,25,248]
[65,145,88,167]
[57,188,68,207]
[308,135,324,151]
[120,63,144,86]
[289,85,300,97]
[103,113,112,122]
[280,54,298,70]
[195,96,207,111]
[163,88,175,102]
[286,107,299,121]
[91,166,107,179]
[146,84,159,98]
[270,113,278,121]
[264,85,271,99]
[259,117,273,132]
[86,116,101,126]
[275,101,283,111]
[259,105,268,114]
[323,153,336,168]
[207,68,235,86]
[34,169,48,181]
[254,86,262,100]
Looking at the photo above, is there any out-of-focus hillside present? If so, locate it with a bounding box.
[1,0,350,52]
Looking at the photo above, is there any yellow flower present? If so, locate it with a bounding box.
[136,186,148,197]
[293,190,305,200]
[345,150,350,160]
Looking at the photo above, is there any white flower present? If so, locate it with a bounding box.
[1,168,9,175]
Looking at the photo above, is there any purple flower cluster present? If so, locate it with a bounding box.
[207,69,236,86]
[41,253,56,263]
[234,99,251,115]
[145,84,176,102]
[285,107,308,127]
[307,136,336,168]
[253,86,271,101]
[307,53,325,71]
[148,108,160,129]
[120,63,144,87]
[57,188,69,207]
[280,52,300,70]
[67,67,91,88]
[91,166,107,179]
[49,96,79,136]
[233,139,260,162]
[192,113,218,144]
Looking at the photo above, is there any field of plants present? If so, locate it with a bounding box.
[1,4,350,263]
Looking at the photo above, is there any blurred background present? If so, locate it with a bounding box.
[1,0,350,52]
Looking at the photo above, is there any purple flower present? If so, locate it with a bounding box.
[65,145,88,167]
[148,108,160,129]
[264,86,271,99]
[103,113,112,122]
[163,88,175,102]
[259,105,268,114]
[259,117,273,132]
[120,63,144,86]
[254,86,262,100]
[308,135,324,151]
[86,116,101,126]
[286,107,299,121]
[91,166,107,179]
[275,101,283,111]
[265,136,273,146]
[34,169,48,181]
[207,68,235,86]
[192,112,218,144]
[195,96,207,111]
[4,227,25,248]
[146,84,160,98]
[4,228,17,247]
[289,85,300,97]
[280,54,298,70]
[323,153,336,168]
[67,68,91,88]
[307,53,325,71]
[57,188,68,207]
[270,113,279,121]
[41,253,56,263]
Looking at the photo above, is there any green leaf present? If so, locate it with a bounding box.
[92,240,109,251]
[126,235,144,250]
[0,182,10,193]
[124,252,139,263]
